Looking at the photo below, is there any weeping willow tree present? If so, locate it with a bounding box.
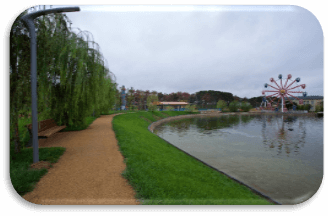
[53,30,117,125]
[10,6,117,152]
[10,11,31,153]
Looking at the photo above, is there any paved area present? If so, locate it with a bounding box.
[23,115,139,205]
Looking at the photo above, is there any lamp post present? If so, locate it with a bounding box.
[21,7,80,163]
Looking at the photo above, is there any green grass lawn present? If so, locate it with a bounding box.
[113,111,273,205]
[10,110,275,203]
[10,147,66,196]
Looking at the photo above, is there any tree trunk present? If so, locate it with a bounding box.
[13,105,21,153]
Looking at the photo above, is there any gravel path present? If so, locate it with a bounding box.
[23,115,139,205]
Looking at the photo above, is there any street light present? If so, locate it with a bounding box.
[21,7,80,163]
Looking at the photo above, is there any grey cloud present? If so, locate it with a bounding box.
[66,5,323,98]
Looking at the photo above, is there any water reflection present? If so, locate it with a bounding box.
[260,115,307,156]
[163,115,311,156]
[154,114,323,204]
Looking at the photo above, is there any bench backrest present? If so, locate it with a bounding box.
[27,119,58,132]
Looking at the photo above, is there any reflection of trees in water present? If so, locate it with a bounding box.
[167,118,194,134]
[155,114,315,158]
[157,114,310,156]
[159,115,255,135]
[240,115,254,125]
[296,120,306,151]
[261,115,307,156]
[195,116,241,133]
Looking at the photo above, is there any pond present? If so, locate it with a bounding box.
[153,114,323,204]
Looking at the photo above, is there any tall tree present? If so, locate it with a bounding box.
[189,94,197,103]
[126,87,135,108]
[10,7,117,153]
[134,90,143,110]
[201,93,212,104]
[10,10,30,153]
[157,92,164,101]
[142,90,150,110]
[181,92,191,102]
[147,94,159,112]
[233,95,240,101]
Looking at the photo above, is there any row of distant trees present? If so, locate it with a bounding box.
[114,87,194,110]
[10,6,117,152]
[115,88,244,110]
[115,86,324,113]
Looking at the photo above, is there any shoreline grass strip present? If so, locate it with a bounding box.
[113,111,273,205]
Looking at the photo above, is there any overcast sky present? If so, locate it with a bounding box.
[61,5,323,98]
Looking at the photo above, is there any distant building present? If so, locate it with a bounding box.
[155,102,189,110]
[287,95,323,111]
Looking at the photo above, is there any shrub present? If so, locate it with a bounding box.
[130,105,138,111]
[315,105,323,112]
[165,106,175,111]
[216,100,227,110]
[185,104,191,112]
[240,102,252,112]
[185,104,197,113]
[147,104,158,112]
[147,95,159,112]
[298,104,311,111]
[228,101,240,112]
[304,104,312,111]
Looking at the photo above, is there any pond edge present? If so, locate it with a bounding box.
[148,113,283,205]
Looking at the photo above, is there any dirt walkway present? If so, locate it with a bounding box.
[23,115,139,205]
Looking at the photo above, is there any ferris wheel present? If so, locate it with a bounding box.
[261,74,307,113]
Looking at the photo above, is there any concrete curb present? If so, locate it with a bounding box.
[148,113,282,205]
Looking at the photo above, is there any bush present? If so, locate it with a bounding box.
[240,102,252,112]
[165,106,175,111]
[297,104,312,111]
[315,105,323,112]
[216,100,227,110]
[298,104,311,111]
[130,105,138,111]
[147,104,158,112]
[185,104,197,113]
[228,101,240,112]
[147,95,159,112]
[304,104,312,111]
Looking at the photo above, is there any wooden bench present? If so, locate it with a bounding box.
[26,119,66,147]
